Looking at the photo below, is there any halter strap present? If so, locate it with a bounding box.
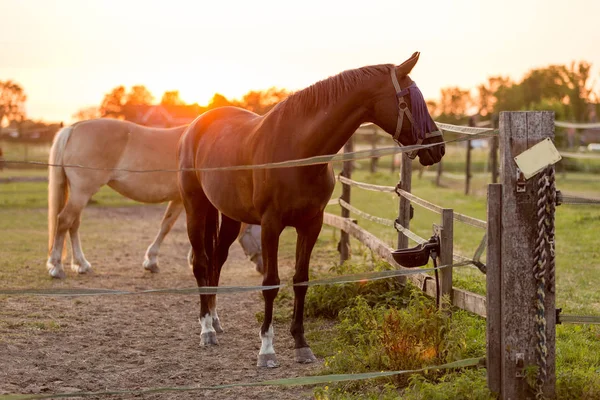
[390,69,419,157]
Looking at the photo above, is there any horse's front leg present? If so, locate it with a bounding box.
[257,214,284,368]
[143,200,184,273]
[291,213,322,363]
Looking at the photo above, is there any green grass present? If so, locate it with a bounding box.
[0,178,143,209]
[0,140,52,163]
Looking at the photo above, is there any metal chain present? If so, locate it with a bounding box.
[533,165,556,399]
[546,167,556,293]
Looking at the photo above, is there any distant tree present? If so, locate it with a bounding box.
[99,85,154,120]
[426,100,438,116]
[126,85,154,106]
[434,87,472,123]
[0,80,26,127]
[238,87,289,114]
[207,93,233,110]
[99,86,127,118]
[560,61,594,121]
[72,106,101,122]
[161,90,185,106]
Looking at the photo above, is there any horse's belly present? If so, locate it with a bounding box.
[108,172,180,203]
[201,173,260,224]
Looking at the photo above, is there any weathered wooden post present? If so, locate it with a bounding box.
[498,111,556,399]
[438,209,454,306]
[339,137,353,264]
[486,183,503,395]
[490,114,499,184]
[396,153,412,249]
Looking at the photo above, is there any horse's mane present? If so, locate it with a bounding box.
[276,64,394,116]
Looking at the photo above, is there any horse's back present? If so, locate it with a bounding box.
[178,107,263,223]
[63,119,187,203]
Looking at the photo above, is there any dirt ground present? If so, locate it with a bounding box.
[0,205,321,399]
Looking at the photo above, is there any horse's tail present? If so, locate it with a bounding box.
[48,125,73,256]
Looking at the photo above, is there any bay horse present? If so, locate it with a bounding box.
[46,119,262,279]
[178,52,445,367]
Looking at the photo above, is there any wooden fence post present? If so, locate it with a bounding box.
[486,183,503,395]
[396,154,412,249]
[465,117,474,195]
[490,114,499,184]
[499,111,556,399]
[438,209,454,306]
[339,137,353,264]
[490,137,499,184]
[370,125,378,173]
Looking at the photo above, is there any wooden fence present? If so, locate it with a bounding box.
[324,111,557,399]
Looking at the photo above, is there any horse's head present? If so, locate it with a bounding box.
[368,52,445,166]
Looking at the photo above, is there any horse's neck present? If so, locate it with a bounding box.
[293,91,369,157]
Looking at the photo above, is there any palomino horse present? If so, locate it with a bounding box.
[46,119,262,279]
[178,52,445,367]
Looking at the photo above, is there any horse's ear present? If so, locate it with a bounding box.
[396,52,420,77]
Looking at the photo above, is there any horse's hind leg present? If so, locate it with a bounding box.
[180,176,219,346]
[47,191,91,278]
[68,207,91,274]
[291,213,322,364]
[210,215,241,334]
[67,190,97,274]
[143,200,184,273]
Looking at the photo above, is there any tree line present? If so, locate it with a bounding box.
[429,61,598,125]
[72,86,290,122]
[1,60,598,140]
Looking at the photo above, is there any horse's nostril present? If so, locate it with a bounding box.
[440,145,446,157]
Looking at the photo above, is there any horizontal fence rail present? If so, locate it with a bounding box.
[323,213,487,317]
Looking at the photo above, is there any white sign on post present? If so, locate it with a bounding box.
[514,137,562,179]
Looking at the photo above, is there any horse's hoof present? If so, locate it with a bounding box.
[143,260,159,273]
[295,347,317,364]
[200,331,218,346]
[47,265,66,280]
[71,261,91,274]
[257,353,279,368]
[213,318,224,334]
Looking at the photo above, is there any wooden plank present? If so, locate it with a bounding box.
[499,111,556,399]
[439,209,454,307]
[397,154,412,249]
[396,188,444,214]
[339,137,353,264]
[323,212,486,318]
[453,289,486,317]
[486,183,503,395]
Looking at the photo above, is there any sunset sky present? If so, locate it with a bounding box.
[1,0,599,123]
